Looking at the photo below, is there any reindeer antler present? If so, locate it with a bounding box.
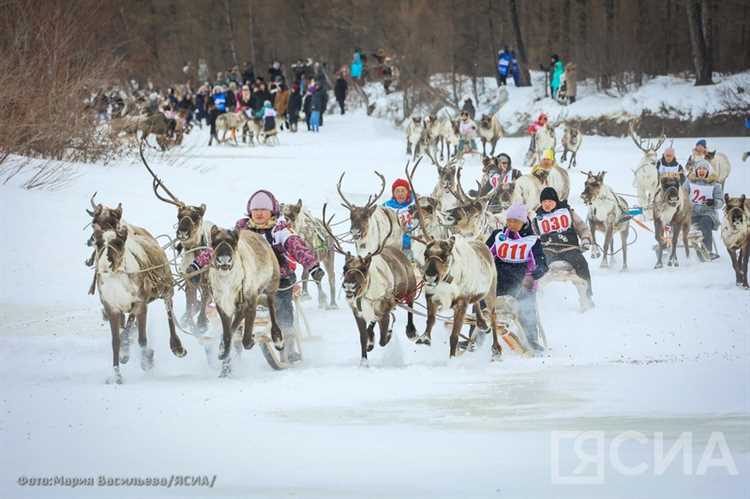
[450,165,472,204]
[139,139,184,208]
[321,203,350,256]
[86,192,99,216]
[336,172,356,210]
[365,171,387,209]
[405,158,433,242]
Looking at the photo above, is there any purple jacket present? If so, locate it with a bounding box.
[235,216,318,278]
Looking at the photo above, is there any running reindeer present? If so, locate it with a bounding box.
[425,149,461,211]
[439,166,503,238]
[93,222,187,384]
[629,119,666,220]
[721,194,750,288]
[653,176,692,268]
[524,112,564,167]
[140,145,214,333]
[580,171,630,271]
[406,163,509,359]
[336,171,403,255]
[282,199,338,309]
[405,116,425,159]
[477,113,504,156]
[208,226,284,377]
[561,125,583,168]
[322,205,418,366]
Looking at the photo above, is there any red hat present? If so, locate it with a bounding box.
[391,178,410,196]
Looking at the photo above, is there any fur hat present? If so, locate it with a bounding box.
[391,178,410,197]
[506,203,528,222]
[540,187,559,203]
[689,158,716,182]
[247,190,280,216]
[496,153,512,167]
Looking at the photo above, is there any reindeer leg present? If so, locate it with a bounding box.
[164,296,186,358]
[137,306,154,371]
[601,226,613,268]
[354,311,369,366]
[491,139,497,156]
[106,306,123,384]
[728,248,741,285]
[299,268,312,301]
[119,314,135,364]
[378,309,392,347]
[741,243,750,288]
[621,227,629,271]
[683,222,690,259]
[482,139,487,156]
[182,284,197,327]
[654,220,665,268]
[366,322,376,352]
[485,295,502,360]
[196,284,210,333]
[589,221,600,259]
[265,293,285,351]
[417,294,437,346]
[450,299,468,358]
[405,299,417,340]
[325,253,337,309]
[670,223,680,267]
[242,295,258,350]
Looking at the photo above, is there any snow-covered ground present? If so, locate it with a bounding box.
[1,112,748,498]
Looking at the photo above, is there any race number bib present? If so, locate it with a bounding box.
[690,184,714,205]
[490,172,512,189]
[493,234,538,263]
[537,208,572,235]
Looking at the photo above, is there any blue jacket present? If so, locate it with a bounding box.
[383,195,415,249]
[497,51,512,76]
[213,93,226,112]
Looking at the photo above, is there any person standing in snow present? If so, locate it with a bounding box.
[486,203,548,353]
[351,48,363,80]
[457,111,478,154]
[496,47,513,87]
[334,73,348,115]
[287,83,302,132]
[565,62,577,103]
[550,54,564,100]
[510,50,521,86]
[533,187,594,303]
[383,178,416,261]
[461,98,476,120]
[309,86,323,132]
[687,159,723,260]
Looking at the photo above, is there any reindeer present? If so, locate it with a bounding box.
[336,171,403,255]
[424,114,459,160]
[405,116,425,158]
[477,114,504,156]
[439,166,502,238]
[580,171,630,270]
[629,120,666,220]
[93,223,187,384]
[322,206,418,366]
[511,163,570,214]
[473,156,521,214]
[407,164,507,359]
[561,126,583,168]
[653,176,692,268]
[140,145,214,333]
[282,199,338,309]
[721,194,750,288]
[215,111,248,145]
[208,226,283,377]
[425,150,461,211]
[524,113,564,167]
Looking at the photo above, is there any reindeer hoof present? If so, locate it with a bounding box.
[219,361,231,378]
[654,262,663,269]
[359,358,369,368]
[242,334,255,350]
[140,348,154,371]
[380,332,392,347]
[119,350,130,365]
[271,330,285,352]
[171,343,187,358]
[600,261,609,269]
[106,368,123,385]
[491,344,503,361]
[620,266,628,272]
[416,335,431,346]
[326,303,339,310]
[405,326,417,341]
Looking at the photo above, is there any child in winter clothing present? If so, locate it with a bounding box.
[262,100,277,132]
[486,203,548,352]
[550,54,564,99]
[687,159,723,259]
[383,178,416,260]
[457,111,478,153]
[310,87,323,132]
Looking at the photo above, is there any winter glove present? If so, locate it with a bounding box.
[581,238,592,251]
[175,242,183,254]
[705,199,714,207]
[521,275,535,291]
[310,265,325,282]
[188,261,202,285]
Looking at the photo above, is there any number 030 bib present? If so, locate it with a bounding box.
[493,234,538,263]
[537,207,572,235]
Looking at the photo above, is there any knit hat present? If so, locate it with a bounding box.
[694,159,712,177]
[506,203,528,222]
[542,148,555,161]
[263,100,272,108]
[540,187,559,203]
[247,190,280,215]
[696,139,707,148]
[496,153,512,167]
[391,178,410,196]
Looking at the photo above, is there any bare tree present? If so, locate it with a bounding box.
[509,0,531,86]
[686,0,714,85]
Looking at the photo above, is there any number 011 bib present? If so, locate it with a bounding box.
[493,234,538,263]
